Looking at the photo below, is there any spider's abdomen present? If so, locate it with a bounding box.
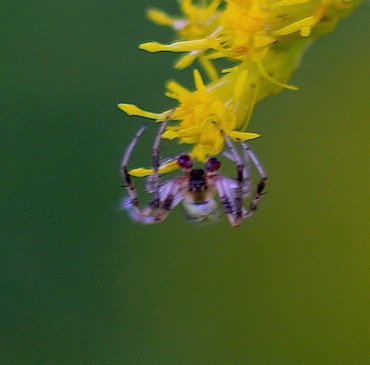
[183,199,219,223]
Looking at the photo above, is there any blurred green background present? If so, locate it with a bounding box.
[1,1,369,364]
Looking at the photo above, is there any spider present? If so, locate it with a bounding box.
[120,111,267,227]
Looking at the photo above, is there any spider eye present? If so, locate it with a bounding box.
[177,154,193,169]
[206,157,221,172]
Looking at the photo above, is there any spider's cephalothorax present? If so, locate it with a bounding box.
[189,169,207,193]
[120,110,267,227]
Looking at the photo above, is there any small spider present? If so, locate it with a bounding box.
[120,111,267,227]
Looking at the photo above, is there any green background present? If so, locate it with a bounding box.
[1,1,369,364]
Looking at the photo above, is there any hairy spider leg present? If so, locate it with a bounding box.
[223,135,245,221]
[122,176,184,224]
[144,154,182,193]
[153,179,182,222]
[121,108,184,223]
[121,123,149,215]
[151,108,177,210]
[241,141,268,217]
[212,123,255,225]
[213,175,239,227]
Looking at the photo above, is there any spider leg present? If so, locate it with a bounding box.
[145,153,187,193]
[152,179,183,222]
[151,108,176,211]
[239,142,252,195]
[240,142,268,217]
[121,108,179,224]
[121,196,161,224]
[223,134,245,222]
[213,175,241,227]
[121,123,148,215]
[122,179,183,224]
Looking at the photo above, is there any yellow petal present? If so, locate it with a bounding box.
[166,80,191,96]
[161,130,179,140]
[228,131,260,141]
[180,0,193,15]
[118,104,163,120]
[273,1,329,38]
[274,0,311,5]
[175,51,201,69]
[129,160,180,177]
[193,69,206,94]
[139,42,166,53]
[199,55,219,81]
[140,39,210,53]
[163,125,202,139]
[128,167,153,177]
[147,8,175,26]
[273,17,316,36]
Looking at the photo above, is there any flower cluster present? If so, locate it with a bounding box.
[119,0,362,175]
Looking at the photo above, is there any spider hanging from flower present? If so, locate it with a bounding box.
[120,109,267,228]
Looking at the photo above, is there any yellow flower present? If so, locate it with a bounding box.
[141,0,362,68]
[119,68,260,163]
[119,36,308,166]
[119,0,362,176]
[147,0,222,40]
[143,1,223,76]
